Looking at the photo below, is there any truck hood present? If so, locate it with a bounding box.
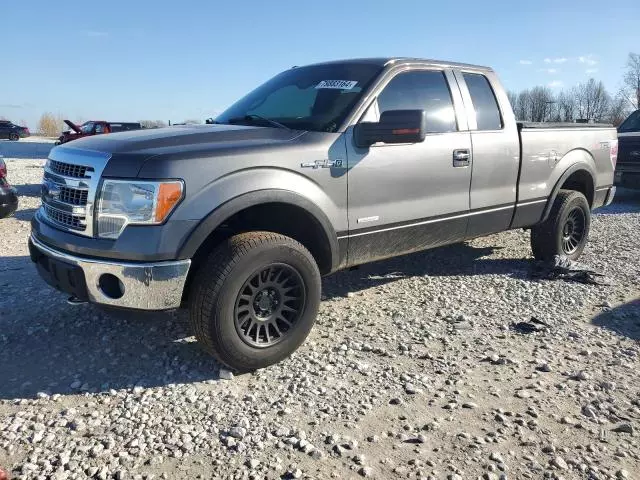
[58,124,306,177]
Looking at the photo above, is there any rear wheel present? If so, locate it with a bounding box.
[189,232,321,372]
[8,132,19,141]
[531,190,590,261]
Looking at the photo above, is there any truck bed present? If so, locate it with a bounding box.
[517,124,617,206]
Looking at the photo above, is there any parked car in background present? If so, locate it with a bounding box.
[56,120,143,145]
[30,57,617,371]
[0,120,30,141]
[616,109,640,189]
[0,157,18,218]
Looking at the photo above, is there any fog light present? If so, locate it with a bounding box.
[98,273,125,299]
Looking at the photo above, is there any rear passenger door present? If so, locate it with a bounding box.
[454,70,520,238]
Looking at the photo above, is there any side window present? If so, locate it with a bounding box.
[463,73,503,130]
[376,71,457,133]
[95,124,105,133]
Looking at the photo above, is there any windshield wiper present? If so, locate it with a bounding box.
[227,114,291,131]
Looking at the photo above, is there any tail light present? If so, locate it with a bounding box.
[610,139,618,168]
[0,158,6,179]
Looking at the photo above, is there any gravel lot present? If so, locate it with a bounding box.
[1,158,639,480]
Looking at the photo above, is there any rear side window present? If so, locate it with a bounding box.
[377,70,457,133]
[463,73,503,130]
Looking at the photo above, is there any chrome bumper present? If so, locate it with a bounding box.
[30,234,191,310]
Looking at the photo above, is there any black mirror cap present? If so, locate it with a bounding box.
[354,109,427,148]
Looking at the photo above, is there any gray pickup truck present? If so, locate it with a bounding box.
[30,58,618,371]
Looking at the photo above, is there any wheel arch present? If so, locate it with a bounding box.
[179,189,339,280]
[541,152,596,222]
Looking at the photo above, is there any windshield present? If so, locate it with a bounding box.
[80,122,95,134]
[619,110,640,132]
[215,63,383,132]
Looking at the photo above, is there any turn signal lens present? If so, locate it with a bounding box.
[156,182,184,222]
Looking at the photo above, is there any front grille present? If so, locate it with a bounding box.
[49,160,91,178]
[43,204,86,230]
[41,149,109,237]
[58,186,88,206]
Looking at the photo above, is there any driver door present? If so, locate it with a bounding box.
[344,68,472,265]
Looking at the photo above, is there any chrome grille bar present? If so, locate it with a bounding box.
[39,148,111,237]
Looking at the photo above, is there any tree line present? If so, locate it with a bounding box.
[508,52,639,125]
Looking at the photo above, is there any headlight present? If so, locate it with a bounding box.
[96,179,184,239]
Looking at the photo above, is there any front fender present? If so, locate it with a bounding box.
[176,168,343,269]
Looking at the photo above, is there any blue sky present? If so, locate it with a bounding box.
[2,0,638,129]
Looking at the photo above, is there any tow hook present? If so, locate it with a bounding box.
[67,296,87,306]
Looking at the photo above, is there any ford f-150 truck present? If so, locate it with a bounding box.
[30,58,618,371]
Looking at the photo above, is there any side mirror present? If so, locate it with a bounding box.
[354,109,427,148]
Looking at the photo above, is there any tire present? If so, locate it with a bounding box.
[8,133,19,141]
[189,231,321,372]
[531,190,590,261]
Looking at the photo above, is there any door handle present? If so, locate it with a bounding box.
[453,149,471,167]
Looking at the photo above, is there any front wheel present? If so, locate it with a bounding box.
[531,190,591,261]
[8,133,19,141]
[189,232,321,372]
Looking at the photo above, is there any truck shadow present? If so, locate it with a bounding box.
[0,244,528,400]
[12,207,38,221]
[591,298,640,340]
[12,183,43,198]
[323,243,529,299]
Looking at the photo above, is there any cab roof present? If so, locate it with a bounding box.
[304,57,492,72]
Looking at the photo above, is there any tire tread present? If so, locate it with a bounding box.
[188,231,318,370]
[531,189,590,261]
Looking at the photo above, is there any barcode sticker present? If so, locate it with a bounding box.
[315,80,358,90]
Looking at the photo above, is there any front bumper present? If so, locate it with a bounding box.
[29,234,191,310]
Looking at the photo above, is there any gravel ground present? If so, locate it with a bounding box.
[1,158,639,480]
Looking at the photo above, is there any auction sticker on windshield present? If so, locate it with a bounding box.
[316,80,358,90]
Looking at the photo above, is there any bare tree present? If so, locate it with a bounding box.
[19,119,29,129]
[37,113,65,137]
[555,90,577,122]
[622,52,640,110]
[607,94,630,126]
[529,86,554,122]
[514,89,532,121]
[574,79,611,122]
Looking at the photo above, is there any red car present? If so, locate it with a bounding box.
[55,120,142,145]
